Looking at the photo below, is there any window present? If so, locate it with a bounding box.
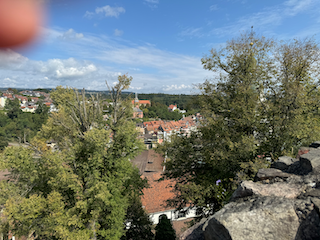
[176,210,186,219]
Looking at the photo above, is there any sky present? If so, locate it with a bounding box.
[1,0,320,94]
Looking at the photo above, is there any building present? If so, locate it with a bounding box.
[133,107,143,118]
[131,150,198,236]
[0,96,7,108]
[131,93,151,107]
[168,104,177,112]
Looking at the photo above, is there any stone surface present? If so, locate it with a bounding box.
[180,142,320,240]
[256,168,292,180]
[231,181,305,200]
[272,156,297,171]
[179,219,206,240]
[203,197,301,240]
[297,147,311,158]
[299,149,320,174]
[309,141,320,148]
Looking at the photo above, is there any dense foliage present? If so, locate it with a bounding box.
[154,215,176,240]
[137,93,199,112]
[121,196,154,240]
[0,75,151,239]
[159,32,320,216]
[142,102,183,121]
[0,98,49,146]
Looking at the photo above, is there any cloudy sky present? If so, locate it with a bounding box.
[1,0,320,93]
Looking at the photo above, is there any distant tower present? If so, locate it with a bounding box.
[134,92,139,106]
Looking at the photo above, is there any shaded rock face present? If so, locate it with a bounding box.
[180,142,320,240]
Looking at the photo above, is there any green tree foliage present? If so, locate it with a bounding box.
[154,215,176,240]
[0,128,8,151]
[5,98,21,119]
[1,99,49,143]
[121,195,154,240]
[33,88,51,93]
[143,102,182,121]
[159,32,320,217]
[7,88,19,94]
[0,76,148,239]
[137,93,196,112]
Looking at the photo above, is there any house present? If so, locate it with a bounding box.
[168,104,177,112]
[141,172,198,226]
[144,133,159,149]
[131,150,198,236]
[131,93,151,107]
[0,96,7,108]
[133,107,143,118]
[21,105,36,113]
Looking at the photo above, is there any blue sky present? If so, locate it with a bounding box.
[1,0,320,93]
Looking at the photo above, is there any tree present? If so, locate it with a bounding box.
[258,38,320,157]
[154,215,176,240]
[159,32,320,218]
[0,77,147,239]
[0,129,8,151]
[121,195,154,240]
[5,98,21,119]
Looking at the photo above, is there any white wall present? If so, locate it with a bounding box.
[149,207,198,225]
[0,97,6,108]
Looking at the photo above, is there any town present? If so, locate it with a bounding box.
[0,87,202,237]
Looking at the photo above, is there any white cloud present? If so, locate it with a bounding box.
[207,0,318,38]
[58,29,84,40]
[2,77,17,87]
[96,5,125,18]
[84,11,94,19]
[39,58,97,78]
[179,27,204,39]
[163,84,192,91]
[210,5,218,11]
[0,28,210,93]
[130,86,142,90]
[84,5,125,19]
[144,0,159,9]
[144,0,159,3]
[0,49,27,67]
[114,29,124,37]
[284,0,314,16]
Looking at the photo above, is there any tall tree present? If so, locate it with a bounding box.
[5,98,21,119]
[154,215,176,240]
[0,76,146,239]
[121,195,154,240]
[159,32,320,217]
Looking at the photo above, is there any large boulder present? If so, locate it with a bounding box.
[255,168,292,180]
[271,156,297,171]
[179,219,206,240]
[180,142,320,240]
[203,197,302,240]
[231,180,305,200]
[299,149,320,174]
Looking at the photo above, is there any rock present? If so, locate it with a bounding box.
[309,141,320,148]
[203,197,301,240]
[179,219,206,240]
[299,149,320,174]
[272,156,297,171]
[231,181,305,200]
[180,142,320,240]
[297,147,311,158]
[311,198,320,214]
[256,168,292,180]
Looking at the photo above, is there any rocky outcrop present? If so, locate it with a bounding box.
[180,142,320,240]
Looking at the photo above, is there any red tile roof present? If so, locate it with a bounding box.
[168,104,177,110]
[131,100,151,105]
[141,172,176,213]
